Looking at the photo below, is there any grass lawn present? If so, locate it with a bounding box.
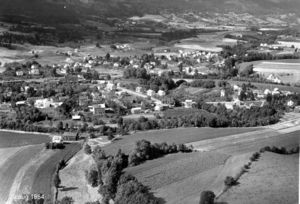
[0,131,50,148]
[218,152,299,204]
[102,127,260,155]
[30,143,81,204]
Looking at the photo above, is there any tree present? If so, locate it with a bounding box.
[53,172,61,202]
[85,168,99,187]
[84,143,92,155]
[60,196,74,204]
[92,146,107,163]
[224,176,236,186]
[199,191,215,204]
[57,121,64,131]
[53,173,61,189]
[105,53,110,61]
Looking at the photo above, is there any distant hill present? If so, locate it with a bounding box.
[0,0,299,25]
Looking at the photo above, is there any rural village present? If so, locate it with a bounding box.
[0,1,299,204]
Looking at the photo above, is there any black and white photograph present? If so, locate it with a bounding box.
[0,0,299,203]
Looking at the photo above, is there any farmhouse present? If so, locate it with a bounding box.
[154,104,169,111]
[131,107,142,114]
[34,98,50,109]
[147,89,155,97]
[29,64,40,75]
[79,95,90,106]
[157,90,166,97]
[89,104,106,115]
[136,86,144,93]
[106,82,116,91]
[287,100,295,107]
[52,135,63,144]
[16,101,27,106]
[220,89,226,97]
[63,132,79,141]
[267,74,282,84]
[183,100,196,109]
[72,114,81,120]
[16,70,24,76]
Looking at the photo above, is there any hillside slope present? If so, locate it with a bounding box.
[0,0,299,25]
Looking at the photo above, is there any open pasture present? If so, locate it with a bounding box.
[0,131,50,148]
[102,127,259,155]
[218,152,299,204]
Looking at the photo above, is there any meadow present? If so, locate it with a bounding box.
[0,131,50,148]
[102,127,259,155]
[218,152,299,204]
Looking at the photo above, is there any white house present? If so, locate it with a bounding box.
[106,82,116,91]
[220,89,226,97]
[272,88,281,95]
[157,90,166,97]
[267,74,282,84]
[16,70,24,76]
[52,135,63,144]
[264,89,272,95]
[183,100,195,109]
[16,101,27,106]
[147,89,155,97]
[136,86,143,93]
[154,104,169,112]
[131,107,142,114]
[287,100,295,107]
[34,98,53,109]
[72,114,81,120]
[29,64,40,75]
[89,104,106,115]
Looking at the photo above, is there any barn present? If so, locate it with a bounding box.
[62,132,79,141]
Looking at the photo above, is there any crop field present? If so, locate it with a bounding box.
[0,131,50,148]
[174,32,235,52]
[126,151,229,190]
[102,127,260,155]
[0,130,81,204]
[126,151,252,204]
[0,144,44,203]
[218,152,299,204]
[30,143,81,203]
[240,59,300,84]
[125,128,299,204]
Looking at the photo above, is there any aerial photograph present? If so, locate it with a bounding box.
[0,0,299,204]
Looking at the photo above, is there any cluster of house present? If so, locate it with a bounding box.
[135,86,166,98]
[266,74,282,84]
[217,84,296,110]
[16,64,40,76]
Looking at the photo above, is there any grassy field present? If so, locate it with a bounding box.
[58,150,101,204]
[102,127,260,155]
[0,145,44,203]
[126,150,253,204]
[218,152,299,204]
[239,59,300,84]
[126,151,229,190]
[0,131,50,148]
[125,129,299,204]
[30,143,81,204]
